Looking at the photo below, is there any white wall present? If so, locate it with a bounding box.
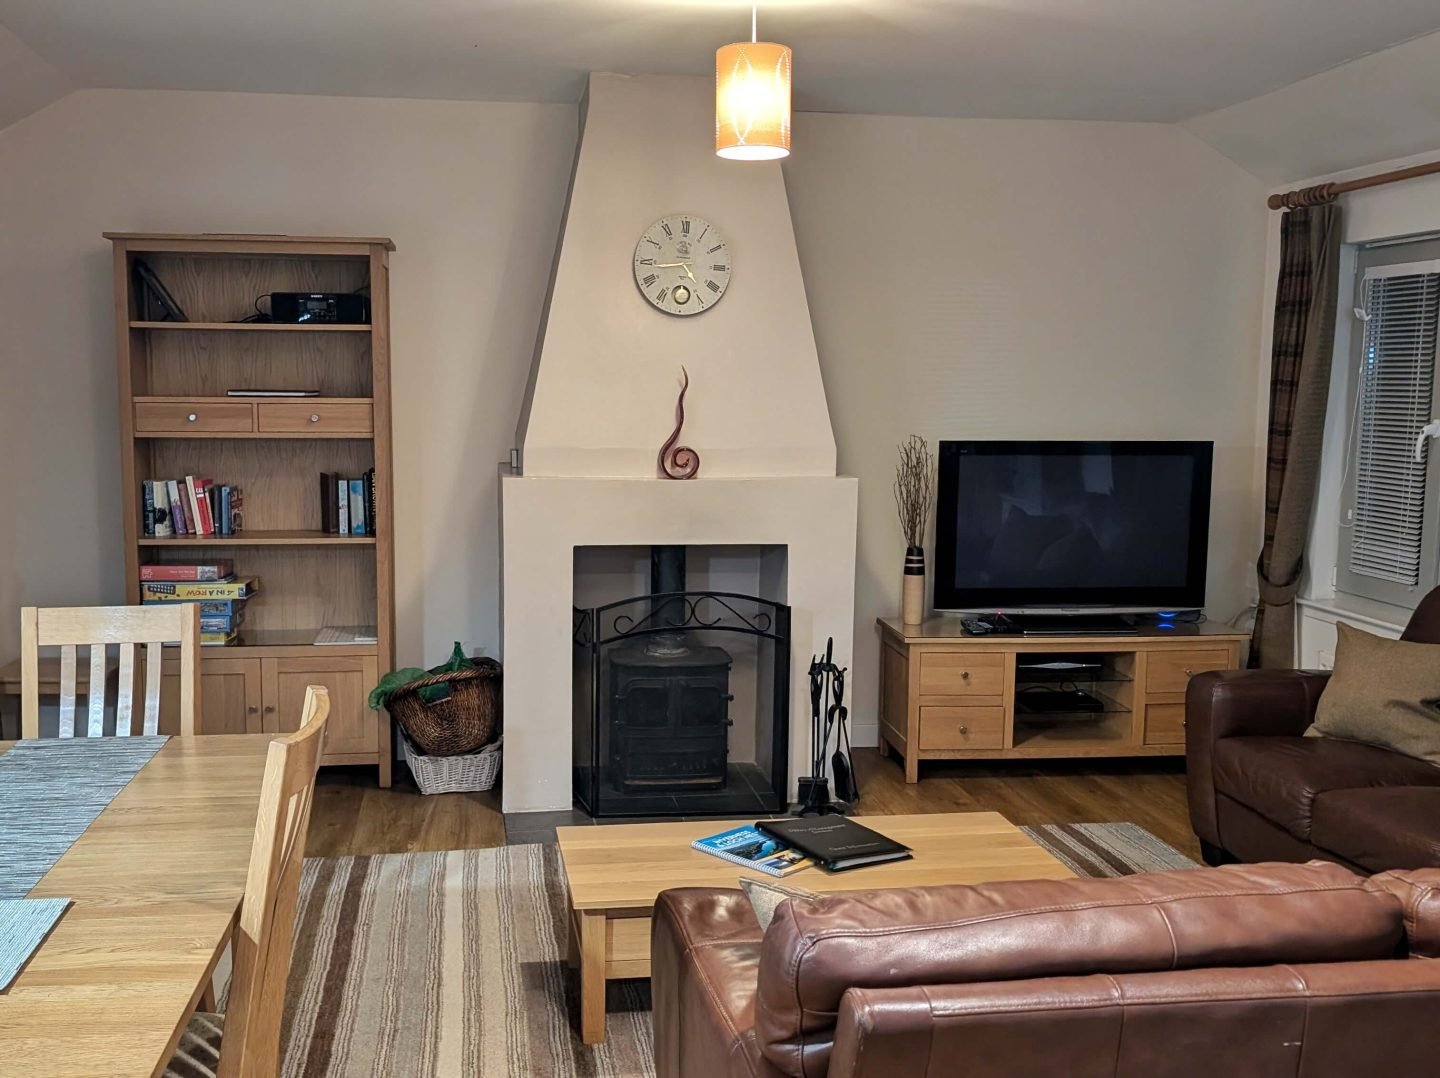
[519,74,836,479]
[783,114,1270,741]
[0,89,577,667]
[0,91,1272,753]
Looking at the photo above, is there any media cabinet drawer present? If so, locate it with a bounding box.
[918,706,1006,750]
[1144,701,1187,746]
[918,653,1006,697]
[135,401,254,434]
[1146,649,1230,695]
[257,401,373,434]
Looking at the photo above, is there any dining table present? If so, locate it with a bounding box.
[0,734,273,1078]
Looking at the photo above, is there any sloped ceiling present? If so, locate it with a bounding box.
[1183,28,1440,183]
[0,21,72,132]
[1,1,1440,184]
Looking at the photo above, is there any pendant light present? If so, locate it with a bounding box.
[715,6,792,161]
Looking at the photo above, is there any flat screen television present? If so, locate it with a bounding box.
[933,440,1213,613]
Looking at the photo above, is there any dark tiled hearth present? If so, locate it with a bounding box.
[503,808,720,845]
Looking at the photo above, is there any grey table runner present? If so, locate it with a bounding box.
[0,736,168,900]
[0,897,71,990]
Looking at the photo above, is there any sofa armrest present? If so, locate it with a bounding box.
[651,888,770,1078]
[1185,668,1331,849]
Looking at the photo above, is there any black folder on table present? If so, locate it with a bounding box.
[756,817,912,872]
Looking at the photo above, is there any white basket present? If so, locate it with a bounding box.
[401,733,502,795]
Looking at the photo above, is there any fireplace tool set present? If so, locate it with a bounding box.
[796,638,858,816]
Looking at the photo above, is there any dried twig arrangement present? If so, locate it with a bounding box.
[893,435,934,548]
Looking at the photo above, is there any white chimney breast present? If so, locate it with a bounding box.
[515,72,836,478]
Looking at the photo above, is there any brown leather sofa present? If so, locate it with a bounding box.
[1186,588,1440,871]
[651,862,1440,1077]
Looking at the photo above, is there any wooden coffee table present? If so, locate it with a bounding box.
[556,811,1074,1043]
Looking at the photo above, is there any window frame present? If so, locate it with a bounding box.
[1335,238,1440,609]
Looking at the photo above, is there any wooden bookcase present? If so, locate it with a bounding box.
[106,233,397,785]
[876,617,1247,782]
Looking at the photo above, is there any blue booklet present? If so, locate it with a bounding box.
[691,825,812,877]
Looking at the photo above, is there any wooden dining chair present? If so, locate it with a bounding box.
[19,604,202,739]
[166,685,330,1078]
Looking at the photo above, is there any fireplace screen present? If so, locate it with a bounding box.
[573,590,790,818]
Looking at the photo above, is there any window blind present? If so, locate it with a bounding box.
[1347,269,1440,586]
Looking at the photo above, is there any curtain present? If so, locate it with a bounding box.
[1252,202,1343,668]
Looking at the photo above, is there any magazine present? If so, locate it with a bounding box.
[691,825,812,877]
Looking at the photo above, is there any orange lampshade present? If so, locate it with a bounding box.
[715,41,792,160]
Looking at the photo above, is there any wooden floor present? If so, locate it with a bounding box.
[306,748,1198,860]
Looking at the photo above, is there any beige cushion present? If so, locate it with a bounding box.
[739,877,819,932]
[164,1012,223,1078]
[1306,623,1440,766]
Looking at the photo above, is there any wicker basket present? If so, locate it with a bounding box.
[402,733,502,795]
[385,659,501,757]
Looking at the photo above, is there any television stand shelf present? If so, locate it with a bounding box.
[875,616,1247,782]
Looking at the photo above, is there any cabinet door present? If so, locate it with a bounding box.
[159,657,263,735]
[261,656,379,759]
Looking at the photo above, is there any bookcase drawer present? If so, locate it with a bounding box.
[918,706,1006,750]
[918,652,1006,697]
[257,401,373,434]
[1146,649,1231,695]
[135,401,254,434]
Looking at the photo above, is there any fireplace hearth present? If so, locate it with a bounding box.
[573,547,790,818]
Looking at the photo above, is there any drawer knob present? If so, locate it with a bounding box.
[961,670,971,681]
[186,412,198,422]
[1184,668,1194,676]
[957,723,969,734]
[309,413,321,423]
[247,705,258,714]
[264,705,275,714]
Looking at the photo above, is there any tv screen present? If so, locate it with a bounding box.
[933,441,1213,612]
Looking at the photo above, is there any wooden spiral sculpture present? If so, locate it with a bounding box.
[658,366,700,480]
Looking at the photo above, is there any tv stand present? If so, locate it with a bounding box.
[875,616,1247,782]
[995,613,1137,635]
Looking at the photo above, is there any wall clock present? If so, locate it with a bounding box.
[633,214,731,317]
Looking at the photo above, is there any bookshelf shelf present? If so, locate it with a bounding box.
[139,530,377,547]
[131,321,372,332]
[113,232,396,786]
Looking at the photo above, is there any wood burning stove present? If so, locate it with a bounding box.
[608,645,733,791]
[573,546,790,818]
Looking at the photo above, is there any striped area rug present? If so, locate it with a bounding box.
[279,823,1196,1078]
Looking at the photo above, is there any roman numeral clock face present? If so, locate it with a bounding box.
[633,215,731,316]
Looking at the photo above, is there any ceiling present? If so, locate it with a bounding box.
[2,1,1440,182]
[2,0,1439,123]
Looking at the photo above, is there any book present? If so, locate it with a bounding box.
[319,472,335,533]
[314,625,378,646]
[153,480,172,538]
[200,630,239,647]
[168,479,188,536]
[226,389,321,397]
[139,562,235,582]
[691,826,813,877]
[337,477,349,535]
[200,611,244,634]
[218,486,231,537]
[348,479,366,536]
[143,598,245,615]
[365,468,376,531]
[227,486,244,534]
[142,480,156,537]
[141,578,259,601]
[756,817,912,872]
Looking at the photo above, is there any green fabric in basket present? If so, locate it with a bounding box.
[368,642,478,711]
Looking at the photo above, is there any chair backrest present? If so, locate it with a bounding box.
[19,604,202,739]
[217,685,329,1078]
